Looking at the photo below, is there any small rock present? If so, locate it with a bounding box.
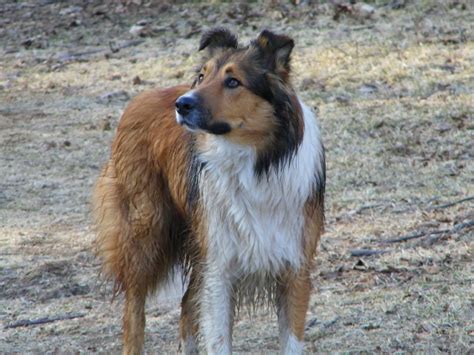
[0,80,12,90]
[444,163,459,176]
[97,90,130,104]
[270,10,285,20]
[353,259,369,271]
[373,120,385,129]
[69,19,81,27]
[63,140,71,147]
[300,78,317,91]
[93,6,107,16]
[435,122,452,132]
[389,0,406,9]
[101,120,111,131]
[393,141,408,154]
[156,2,170,11]
[301,77,314,86]
[129,25,146,37]
[359,83,378,94]
[132,75,142,85]
[173,71,184,79]
[353,3,376,19]
[21,38,34,48]
[439,64,456,73]
[435,83,451,91]
[136,19,148,26]
[109,73,122,81]
[45,141,57,149]
[293,0,310,6]
[335,95,351,104]
[129,23,162,37]
[207,14,218,23]
[59,6,82,16]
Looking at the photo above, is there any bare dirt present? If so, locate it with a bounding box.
[1,1,473,353]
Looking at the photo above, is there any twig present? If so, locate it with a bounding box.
[383,231,433,244]
[453,219,474,231]
[337,195,472,219]
[116,39,145,50]
[351,25,375,31]
[382,220,474,244]
[350,249,389,257]
[57,49,103,63]
[354,203,384,214]
[305,316,340,331]
[335,203,385,220]
[428,196,474,210]
[322,316,340,328]
[4,313,86,329]
[58,40,145,63]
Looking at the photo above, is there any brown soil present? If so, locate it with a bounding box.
[1,1,472,353]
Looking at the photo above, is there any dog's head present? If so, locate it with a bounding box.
[176,28,303,173]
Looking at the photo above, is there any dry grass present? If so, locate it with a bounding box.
[1,0,472,353]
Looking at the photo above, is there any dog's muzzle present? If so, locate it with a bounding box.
[176,94,201,130]
[175,93,231,135]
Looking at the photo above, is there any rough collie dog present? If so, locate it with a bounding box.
[93,28,325,354]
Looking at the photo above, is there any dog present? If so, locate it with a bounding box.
[93,28,325,354]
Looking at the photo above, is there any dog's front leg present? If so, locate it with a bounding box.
[201,264,234,355]
[276,269,311,355]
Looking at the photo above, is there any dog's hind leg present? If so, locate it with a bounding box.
[123,285,147,355]
[179,269,201,354]
[93,163,183,355]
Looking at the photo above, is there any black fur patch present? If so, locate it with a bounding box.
[228,35,302,177]
[199,28,238,52]
[254,83,303,177]
[315,146,326,209]
[186,138,206,212]
[206,121,232,135]
[239,53,303,177]
[252,30,294,77]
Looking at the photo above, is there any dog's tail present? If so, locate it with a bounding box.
[92,158,188,353]
[93,159,187,296]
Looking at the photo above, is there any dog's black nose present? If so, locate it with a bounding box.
[175,95,197,116]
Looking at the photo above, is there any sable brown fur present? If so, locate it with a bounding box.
[93,86,198,354]
[93,86,192,291]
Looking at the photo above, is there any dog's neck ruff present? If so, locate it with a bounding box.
[197,100,324,275]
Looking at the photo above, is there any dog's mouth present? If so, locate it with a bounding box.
[205,121,232,135]
[176,113,200,132]
[176,113,231,135]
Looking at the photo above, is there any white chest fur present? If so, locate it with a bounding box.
[199,101,324,275]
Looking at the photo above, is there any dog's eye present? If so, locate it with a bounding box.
[198,73,204,83]
[225,77,240,89]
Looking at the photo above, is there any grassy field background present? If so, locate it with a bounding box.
[1,0,472,352]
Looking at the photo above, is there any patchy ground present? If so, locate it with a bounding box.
[0,0,472,353]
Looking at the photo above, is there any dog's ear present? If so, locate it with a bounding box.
[199,28,238,55]
[254,30,294,81]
